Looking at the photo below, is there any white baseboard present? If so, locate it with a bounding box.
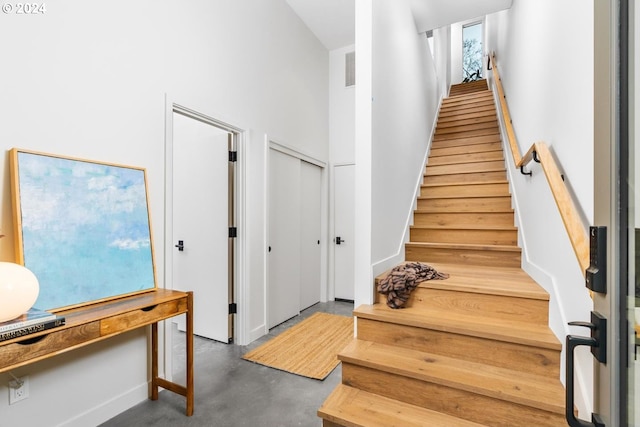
[249,324,266,344]
[57,382,148,427]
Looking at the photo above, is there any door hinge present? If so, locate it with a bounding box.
[229,227,237,238]
[229,151,237,162]
[229,303,237,314]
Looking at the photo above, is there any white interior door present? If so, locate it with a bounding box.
[334,164,355,301]
[300,160,322,311]
[268,149,301,328]
[172,112,231,342]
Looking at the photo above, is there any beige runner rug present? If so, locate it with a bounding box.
[242,312,353,380]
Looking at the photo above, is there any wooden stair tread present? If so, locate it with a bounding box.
[444,92,492,103]
[319,386,485,427]
[435,122,499,135]
[409,215,516,230]
[438,110,498,122]
[318,384,486,427]
[434,129,500,141]
[431,134,502,147]
[436,116,498,129]
[375,262,548,300]
[439,103,495,113]
[425,163,506,176]
[443,92,492,99]
[354,304,561,350]
[439,103,496,115]
[415,197,513,212]
[422,179,508,187]
[339,340,565,415]
[411,224,517,232]
[406,242,520,251]
[427,151,504,165]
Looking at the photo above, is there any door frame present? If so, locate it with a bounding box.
[264,136,328,333]
[331,162,356,302]
[593,0,630,424]
[164,98,247,379]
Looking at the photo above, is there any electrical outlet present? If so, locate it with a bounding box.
[8,376,29,405]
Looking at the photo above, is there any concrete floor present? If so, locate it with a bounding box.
[100,300,354,427]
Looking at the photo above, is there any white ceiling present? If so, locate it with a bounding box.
[286,0,513,51]
[409,0,513,33]
[286,0,356,51]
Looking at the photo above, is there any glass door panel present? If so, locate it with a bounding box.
[462,22,483,81]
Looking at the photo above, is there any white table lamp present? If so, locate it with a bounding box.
[0,262,40,322]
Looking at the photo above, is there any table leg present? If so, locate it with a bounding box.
[151,322,159,401]
[186,291,194,416]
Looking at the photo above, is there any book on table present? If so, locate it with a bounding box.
[0,308,58,333]
[0,315,66,343]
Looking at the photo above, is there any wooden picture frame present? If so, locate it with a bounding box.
[9,148,157,311]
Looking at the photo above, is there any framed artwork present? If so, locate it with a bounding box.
[9,148,157,311]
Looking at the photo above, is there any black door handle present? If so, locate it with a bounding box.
[335,236,344,245]
[565,312,606,427]
[175,240,184,251]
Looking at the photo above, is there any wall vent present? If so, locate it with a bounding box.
[345,51,355,87]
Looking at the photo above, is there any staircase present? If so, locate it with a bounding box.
[318,81,567,427]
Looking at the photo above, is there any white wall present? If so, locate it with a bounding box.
[369,0,441,278]
[330,45,356,165]
[354,0,374,306]
[433,26,452,96]
[0,0,328,425]
[485,1,594,416]
[354,0,442,308]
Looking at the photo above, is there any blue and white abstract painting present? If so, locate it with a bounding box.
[15,151,156,310]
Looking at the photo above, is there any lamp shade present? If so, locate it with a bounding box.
[0,262,40,322]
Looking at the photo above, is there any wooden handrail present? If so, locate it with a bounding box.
[490,53,589,276]
[491,53,522,166]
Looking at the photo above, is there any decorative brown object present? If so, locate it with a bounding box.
[377,262,449,309]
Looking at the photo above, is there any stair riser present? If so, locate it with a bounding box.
[416,197,512,212]
[341,364,565,427]
[450,82,489,92]
[425,161,505,176]
[410,228,517,245]
[422,171,507,186]
[443,93,492,105]
[441,97,494,108]
[434,128,499,142]
[420,183,510,199]
[447,89,491,98]
[439,103,496,117]
[435,121,499,135]
[430,142,502,157]
[436,115,498,129]
[357,318,560,377]
[431,134,501,149]
[405,245,521,268]
[374,288,549,324]
[428,151,504,166]
[438,110,497,123]
[413,212,514,228]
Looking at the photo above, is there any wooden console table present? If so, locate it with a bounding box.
[0,289,194,416]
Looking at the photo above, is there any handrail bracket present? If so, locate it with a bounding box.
[520,165,532,176]
[533,150,541,163]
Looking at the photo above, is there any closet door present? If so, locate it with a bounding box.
[268,149,301,328]
[300,160,322,310]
